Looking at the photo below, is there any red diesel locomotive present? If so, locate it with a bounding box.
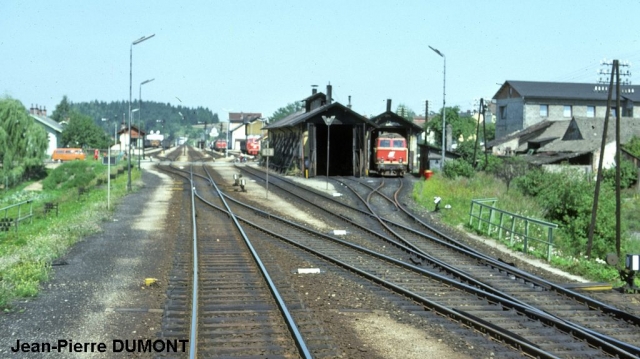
[373,133,408,177]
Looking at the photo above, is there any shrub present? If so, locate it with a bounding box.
[602,158,637,189]
[443,158,475,179]
[42,161,100,190]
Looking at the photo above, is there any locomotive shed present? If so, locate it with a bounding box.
[265,86,424,179]
[368,99,424,175]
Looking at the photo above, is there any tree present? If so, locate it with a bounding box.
[425,106,477,147]
[624,135,640,157]
[0,97,48,186]
[493,156,528,191]
[395,103,416,122]
[269,102,303,123]
[61,111,110,149]
[51,95,72,123]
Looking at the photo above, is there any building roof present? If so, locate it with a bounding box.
[229,112,262,123]
[117,125,145,137]
[539,116,640,153]
[264,101,374,129]
[369,111,423,132]
[30,114,63,133]
[488,116,640,156]
[486,120,556,149]
[494,80,640,102]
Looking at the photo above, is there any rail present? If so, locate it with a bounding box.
[469,198,558,261]
[0,200,34,233]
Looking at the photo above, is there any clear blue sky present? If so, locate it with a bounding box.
[2,0,639,121]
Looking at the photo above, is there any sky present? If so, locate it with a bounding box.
[2,0,640,122]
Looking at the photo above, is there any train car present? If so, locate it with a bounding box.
[373,133,408,177]
[211,139,227,152]
[245,137,260,156]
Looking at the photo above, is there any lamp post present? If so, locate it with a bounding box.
[131,108,139,168]
[429,45,446,170]
[128,33,155,191]
[322,115,335,190]
[139,78,155,170]
[102,117,117,210]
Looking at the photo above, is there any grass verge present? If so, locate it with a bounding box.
[0,162,141,310]
[413,171,639,287]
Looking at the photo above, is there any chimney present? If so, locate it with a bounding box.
[43,106,47,117]
[386,99,392,112]
[327,84,332,105]
[312,85,318,95]
[425,100,429,121]
[348,95,352,109]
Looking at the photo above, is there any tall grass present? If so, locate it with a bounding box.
[0,163,140,309]
[413,171,639,286]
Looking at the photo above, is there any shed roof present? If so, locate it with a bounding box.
[539,116,640,153]
[369,111,423,132]
[264,102,374,129]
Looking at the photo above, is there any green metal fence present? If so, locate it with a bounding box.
[469,198,558,261]
[0,200,34,233]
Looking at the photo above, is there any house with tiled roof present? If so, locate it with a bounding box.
[493,80,640,140]
[28,105,63,156]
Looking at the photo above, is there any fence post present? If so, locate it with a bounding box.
[469,201,475,226]
[524,220,529,254]
[478,205,484,231]
[547,227,553,262]
[510,216,516,245]
[488,207,496,235]
[498,212,504,240]
[29,201,33,224]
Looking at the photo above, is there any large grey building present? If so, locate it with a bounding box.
[493,81,640,140]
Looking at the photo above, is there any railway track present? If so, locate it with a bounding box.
[155,154,313,358]
[339,175,640,352]
[228,164,640,358]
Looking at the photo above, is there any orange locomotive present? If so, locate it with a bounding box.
[373,133,408,177]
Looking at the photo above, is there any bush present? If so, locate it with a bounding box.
[515,168,619,258]
[42,161,100,190]
[602,158,637,189]
[443,159,475,179]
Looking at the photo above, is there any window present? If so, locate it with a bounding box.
[611,107,617,117]
[563,105,572,117]
[499,105,507,119]
[586,106,595,117]
[540,104,548,117]
[393,140,405,148]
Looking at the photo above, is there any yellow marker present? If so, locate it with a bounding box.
[145,278,158,286]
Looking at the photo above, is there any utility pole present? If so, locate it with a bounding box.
[472,98,489,169]
[587,59,630,258]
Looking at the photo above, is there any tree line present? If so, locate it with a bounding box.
[52,96,220,149]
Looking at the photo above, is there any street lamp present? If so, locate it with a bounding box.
[139,78,155,169]
[322,115,335,190]
[429,45,446,170]
[131,108,139,166]
[128,33,155,191]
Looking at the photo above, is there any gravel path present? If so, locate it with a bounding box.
[0,164,176,358]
